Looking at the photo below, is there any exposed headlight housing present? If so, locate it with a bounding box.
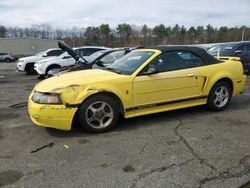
[32,91,62,104]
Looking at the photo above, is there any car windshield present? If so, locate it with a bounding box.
[207,43,237,56]
[85,50,108,63]
[58,52,70,58]
[106,51,155,75]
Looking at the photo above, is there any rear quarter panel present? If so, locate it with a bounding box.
[199,60,245,96]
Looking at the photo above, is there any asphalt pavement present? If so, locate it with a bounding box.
[0,63,250,188]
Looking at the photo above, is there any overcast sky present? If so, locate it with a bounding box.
[0,0,249,28]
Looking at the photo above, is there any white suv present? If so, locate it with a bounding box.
[34,46,108,77]
[17,48,64,75]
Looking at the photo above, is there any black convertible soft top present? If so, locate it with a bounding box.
[155,46,220,64]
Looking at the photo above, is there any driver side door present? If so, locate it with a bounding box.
[132,51,204,109]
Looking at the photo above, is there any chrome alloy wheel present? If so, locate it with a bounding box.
[85,101,114,129]
[213,86,230,108]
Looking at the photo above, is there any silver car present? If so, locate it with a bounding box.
[0,52,16,62]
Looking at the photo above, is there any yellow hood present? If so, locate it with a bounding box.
[35,69,126,93]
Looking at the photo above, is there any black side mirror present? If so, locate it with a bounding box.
[95,60,105,67]
[142,68,158,75]
[233,50,242,56]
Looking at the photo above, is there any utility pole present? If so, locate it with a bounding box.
[241,27,245,41]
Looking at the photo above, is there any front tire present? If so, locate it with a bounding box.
[207,81,232,111]
[78,94,120,133]
[26,64,36,75]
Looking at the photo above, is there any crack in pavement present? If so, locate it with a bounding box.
[130,159,194,188]
[198,155,250,188]
[172,118,250,188]
[139,142,148,154]
[143,119,182,148]
[149,132,160,144]
[132,118,217,188]
[166,138,182,145]
[244,108,250,114]
[131,116,250,188]
[174,119,218,172]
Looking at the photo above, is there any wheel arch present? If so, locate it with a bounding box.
[46,64,61,74]
[208,77,234,96]
[71,91,125,129]
[214,77,233,90]
[4,57,11,62]
[82,92,124,114]
[47,64,61,70]
[24,62,35,71]
[205,70,234,96]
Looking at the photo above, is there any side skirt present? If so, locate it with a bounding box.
[124,96,208,118]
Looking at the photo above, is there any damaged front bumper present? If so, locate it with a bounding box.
[28,99,78,131]
[16,62,25,72]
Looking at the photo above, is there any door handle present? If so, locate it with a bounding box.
[187,73,195,77]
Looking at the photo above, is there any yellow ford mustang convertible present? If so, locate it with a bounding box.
[28,46,247,132]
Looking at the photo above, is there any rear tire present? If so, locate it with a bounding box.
[207,81,232,111]
[78,94,120,133]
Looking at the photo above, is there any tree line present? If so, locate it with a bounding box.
[0,24,249,47]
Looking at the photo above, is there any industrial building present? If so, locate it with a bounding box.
[0,38,58,56]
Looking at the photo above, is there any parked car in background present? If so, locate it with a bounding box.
[28,46,246,133]
[74,46,108,57]
[16,48,64,75]
[207,41,250,74]
[91,45,144,67]
[47,42,144,77]
[47,47,140,77]
[0,52,17,62]
[34,46,109,78]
